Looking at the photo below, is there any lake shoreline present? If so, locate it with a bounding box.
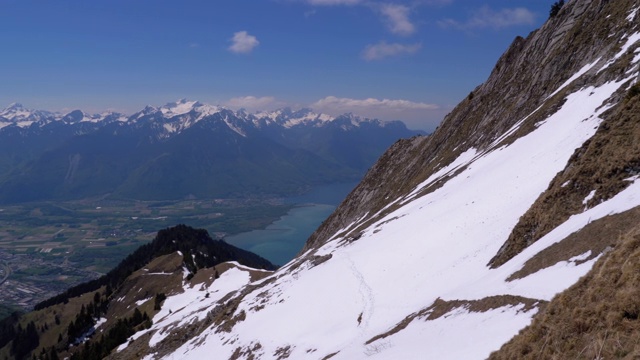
[225,182,358,265]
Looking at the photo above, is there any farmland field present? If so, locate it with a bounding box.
[0,198,291,310]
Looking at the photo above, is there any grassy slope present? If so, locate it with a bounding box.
[490,206,640,359]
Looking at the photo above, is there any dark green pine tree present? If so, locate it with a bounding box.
[549,0,565,18]
[49,347,59,360]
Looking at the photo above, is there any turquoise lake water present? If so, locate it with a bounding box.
[226,182,357,266]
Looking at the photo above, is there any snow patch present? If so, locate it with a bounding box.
[615,32,640,60]
[627,7,638,22]
[94,317,107,330]
[583,189,596,205]
[633,48,640,65]
[568,250,592,263]
[136,297,152,306]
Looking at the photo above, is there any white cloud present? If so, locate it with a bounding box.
[312,96,442,130]
[305,1,417,38]
[225,96,277,110]
[313,96,438,111]
[307,0,361,5]
[228,31,260,54]
[362,41,421,61]
[439,6,536,30]
[380,4,415,36]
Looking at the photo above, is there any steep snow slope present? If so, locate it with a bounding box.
[113,37,640,360]
[143,79,636,360]
[107,1,640,359]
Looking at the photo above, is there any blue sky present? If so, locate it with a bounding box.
[0,0,552,130]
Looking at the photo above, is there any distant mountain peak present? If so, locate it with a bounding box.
[6,102,25,110]
[158,99,223,120]
[0,102,57,126]
[61,109,84,123]
[160,99,199,116]
[1,102,30,116]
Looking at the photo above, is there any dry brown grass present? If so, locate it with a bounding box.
[366,295,542,346]
[321,351,339,359]
[274,345,292,359]
[229,342,262,360]
[490,219,640,359]
[105,252,184,325]
[508,206,640,280]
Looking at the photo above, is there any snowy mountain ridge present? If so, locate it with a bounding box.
[0,99,420,203]
[0,102,128,129]
[128,100,400,139]
[0,99,401,138]
[0,102,58,129]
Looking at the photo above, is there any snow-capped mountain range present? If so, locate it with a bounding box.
[0,102,127,128]
[0,100,397,137]
[0,100,421,203]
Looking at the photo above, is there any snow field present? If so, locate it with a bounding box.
[159,71,639,359]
